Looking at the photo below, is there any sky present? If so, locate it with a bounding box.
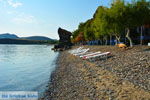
[0,0,129,39]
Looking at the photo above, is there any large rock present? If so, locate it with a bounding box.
[58,27,72,46]
[53,28,72,51]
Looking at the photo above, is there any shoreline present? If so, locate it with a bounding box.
[39,52,61,99]
[40,45,150,100]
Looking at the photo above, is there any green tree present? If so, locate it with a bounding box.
[72,0,150,46]
[84,19,96,41]
[72,22,86,40]
[123,0,150,47]
[135,0,150,45]
[93,6,111,44]
[109,0,126,44]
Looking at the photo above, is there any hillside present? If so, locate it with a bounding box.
[0,33,19,39]
[0,33,53,41]
[21,36,53,41]
[0,33,57,44]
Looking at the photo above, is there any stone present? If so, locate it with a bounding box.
[58,27,72,45]
[53,27,72,51]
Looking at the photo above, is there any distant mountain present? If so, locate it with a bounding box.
[0,33,19,39]
[0,33,57,44]
[0,33,54,41]
[21,36,53,41]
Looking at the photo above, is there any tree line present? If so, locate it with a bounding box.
[72,0,150,47]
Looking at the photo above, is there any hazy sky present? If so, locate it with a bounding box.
[0,0,130,39]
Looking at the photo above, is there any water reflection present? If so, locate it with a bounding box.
[0,45,58,96]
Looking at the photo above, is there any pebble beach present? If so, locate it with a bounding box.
[40,45,150,100]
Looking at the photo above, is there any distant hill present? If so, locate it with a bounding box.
[21,36,53,41]
[0,33,54,41]
[0,33,58,44]
[0,33,19,39]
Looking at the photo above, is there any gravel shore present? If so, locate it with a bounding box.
[40,45,150,100]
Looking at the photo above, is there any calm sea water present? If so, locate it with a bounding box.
[0,45,58,96]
